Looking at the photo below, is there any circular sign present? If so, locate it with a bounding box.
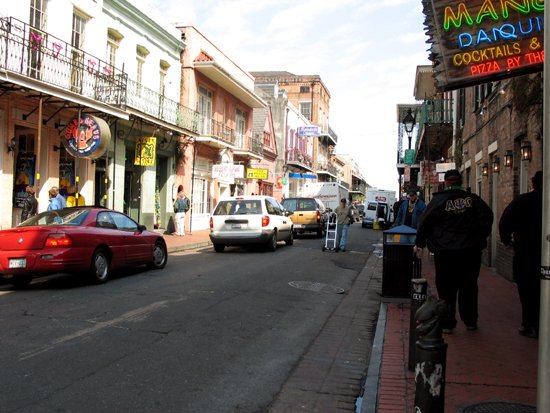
[64,115,111,159]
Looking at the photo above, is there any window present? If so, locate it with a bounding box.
[106,31,121,74]
[300,86,310,93]
[109,212,138,232]
[72,12,86,49]
[198,85,213,134]
[192,177,207,214]
[299,102,311,120]
[159,61,170,95]
[236,108,246,148]
[30,0,48,31]
[96,212,117,229]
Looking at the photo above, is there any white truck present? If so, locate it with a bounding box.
[303,182,349,212]
[366,189,396,204]
[362,189,397,229]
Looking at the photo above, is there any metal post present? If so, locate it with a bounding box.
[414,294,448,413]
[189,138,197,234]
[539,4,550,410]
[408,278,428,371]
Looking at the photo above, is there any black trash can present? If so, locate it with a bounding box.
[382,225,422,297]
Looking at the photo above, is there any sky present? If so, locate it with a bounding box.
[150,0,431,193]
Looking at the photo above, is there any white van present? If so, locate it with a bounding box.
[362,201,389,228]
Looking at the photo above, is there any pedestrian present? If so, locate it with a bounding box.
[334,198,353,252]
[66,185,85,207]
[499,171,543,339]
[51,186,67,209]
[414,169,493,334]
[392,197,405,224]
[173,191,189,236]
[47,188,61,211]
[21,185,38,222]
[395,189,426,242]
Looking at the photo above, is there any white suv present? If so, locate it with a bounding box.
[209,196,294,252]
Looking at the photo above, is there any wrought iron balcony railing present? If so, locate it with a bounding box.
[318,161,338,176]
[234,134,264,157]
[286,148,313,169]
[198,118,236,146]
[353,184,367,194]
[126,78,200,134]
[0,17,126,108]
[415,98,453,151]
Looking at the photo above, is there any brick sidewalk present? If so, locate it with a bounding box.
[377,254,538,412]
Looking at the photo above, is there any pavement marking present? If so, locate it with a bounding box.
[19,298,185,361]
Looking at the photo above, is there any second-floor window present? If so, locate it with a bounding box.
[300,102,311,120]
[30,0,48,31]
[106,31,121,74]
[198,85,213,134]
[72,12,86,49]
[236,108,246,147]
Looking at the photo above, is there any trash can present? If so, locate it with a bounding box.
[382,225,422,297]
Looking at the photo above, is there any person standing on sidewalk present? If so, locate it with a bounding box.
[173,191,189,236]
[395,189,426,242]
[334,198,353,252]
[21,185,38,222]
[499,171,542,339]
[414,169,493,334]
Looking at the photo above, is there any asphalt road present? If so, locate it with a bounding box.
[0,224,382,413]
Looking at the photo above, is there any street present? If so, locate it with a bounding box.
[0,225,382,413]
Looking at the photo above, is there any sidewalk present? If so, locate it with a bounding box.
[375,253,538,412]
[161,229,212,253]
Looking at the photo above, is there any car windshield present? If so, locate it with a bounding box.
[367,203,378,211]
[213,200,262,215]
[282,199,316,211]
[19,209,91,227]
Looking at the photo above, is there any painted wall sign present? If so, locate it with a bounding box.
[212,164,244,179]
[64,115,111,159]
[298,126,320,136]
[59,161,75,198]
[423,0,544,91]
[246,168,268,179]
[134,137,157,166]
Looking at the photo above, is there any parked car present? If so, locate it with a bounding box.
[281,197,328,238]
[209,196,293,252]
[0,207,167,287]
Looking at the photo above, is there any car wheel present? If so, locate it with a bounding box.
[11,275,33,288]
[213,244,225,253]
[266,232,277,252]
[89,248,110,284]
[285,230,294,245]
[147,241,167,270]
[362,223,366,228]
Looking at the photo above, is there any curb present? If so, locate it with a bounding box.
[167,241,212,254]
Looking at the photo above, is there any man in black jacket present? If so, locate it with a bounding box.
[499,171,542,338]
[414,169,493,334]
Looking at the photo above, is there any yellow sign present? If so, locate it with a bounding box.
[246,168,268,179]
[135,137,156,166]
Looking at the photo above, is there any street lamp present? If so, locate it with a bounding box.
[504,150,513,167]
[521,141,532,161]
[402,108,416,150]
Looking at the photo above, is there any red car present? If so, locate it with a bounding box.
[0,207,167,287]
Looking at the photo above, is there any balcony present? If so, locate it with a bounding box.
[127,78,200,134]
[415,98,453,156]
[351,183,367,195]
[196,118,236,148]
[0,17,126,109]
[286,148,314,172]
[234,134,263,159]
[317,161,338,177]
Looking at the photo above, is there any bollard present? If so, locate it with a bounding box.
[408,278,428,371]
[414,294,448,413]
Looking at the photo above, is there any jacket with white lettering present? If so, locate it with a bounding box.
[415,188,493,252]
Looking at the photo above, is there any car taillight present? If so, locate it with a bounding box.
[45,233,73,247]
[210,217,213,229]
[262,215,270,227]
[316,210,321,222]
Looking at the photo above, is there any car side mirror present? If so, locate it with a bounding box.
[285,210,294,216]
[138,224,147,232]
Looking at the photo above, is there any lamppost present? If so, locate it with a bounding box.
[402,108,416,150]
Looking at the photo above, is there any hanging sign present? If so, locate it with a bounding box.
[134,137,157,166]
[298,126,320,136]
[404,149,415,165]
[13,153,36,208]
[404,165,411,182]
[246,168,268,179]
[423,0,544,91]
[64,115,111,159]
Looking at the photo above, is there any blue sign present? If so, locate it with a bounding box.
[289,173,318,179]
[298,126,320,137]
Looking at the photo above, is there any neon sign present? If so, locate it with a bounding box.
[423,0,544,91]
